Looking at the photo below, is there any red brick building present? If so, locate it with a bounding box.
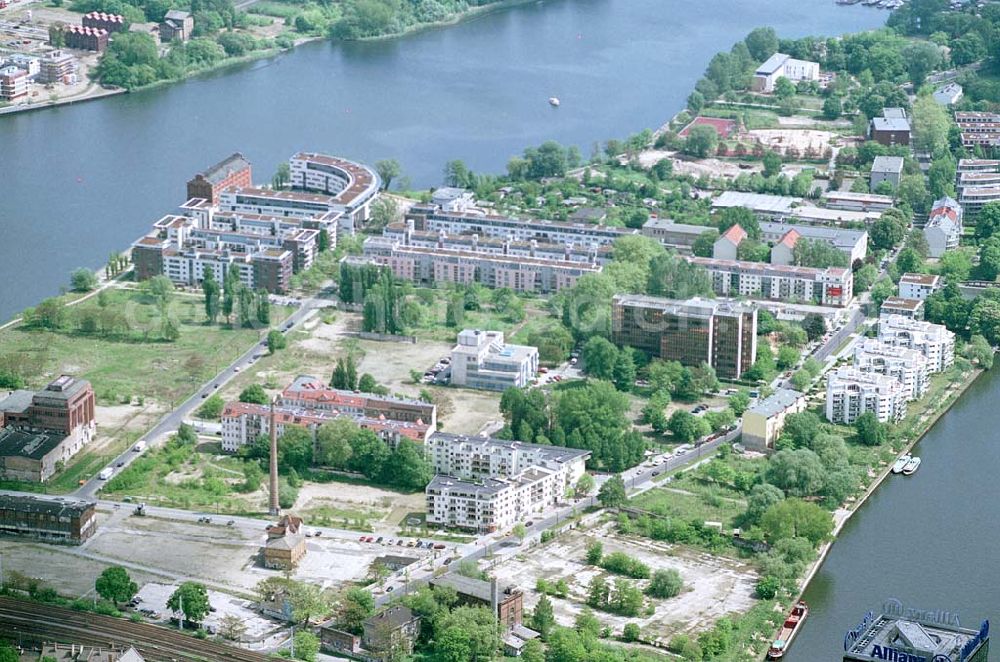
[0,494,97,544]
[82,11,126,32]
[1,375,96,436]
[186,152,252,204]
[62,25,109,53]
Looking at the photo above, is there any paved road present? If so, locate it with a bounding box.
[73,298,325,499]
[812,306,865,363]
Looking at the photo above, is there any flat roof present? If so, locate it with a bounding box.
[429,432,590,464]
[871,117,911,132]
[613,293,756,316]
[642,218,713,235]
[0,390,33,415]
[0,427,64,460]
[871,155,904,173]
[748,388,804,418]
[880,297,923,312]
[0,493,94,517]
[759,221,866,249]
[899,273,940,287]
[846,613,985,662]
[712,191,796,214]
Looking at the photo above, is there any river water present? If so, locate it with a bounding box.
[0,0,885,320]
[788,366,1000,660]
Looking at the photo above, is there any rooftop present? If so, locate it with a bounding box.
[748,388,804,418]
[880,297,923,312]
[689,256,850,279]
[429,432,591,464]
[641,218,714,235]
[613,293,757,317]
[712,191,796,215]
[871,117,911,133]
[193,152,250,187]
[364,605,416,630]
[899,273,940,287]
[845,612,986,662]
[0,494,94,517]
[0,427,64,460]
[755,52,790,75]
[871,155,904,174]
[759,221,866,250]
[0,390,34,415]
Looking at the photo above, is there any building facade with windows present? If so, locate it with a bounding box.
[825,367,908,425]
[752,53,819,93]
[898,273,941,301]
[879,297,924,321]
[742,388,807,451]
[0,66,28,101]
[288,152,380,233]
[449,330,538,391]
[878,315,955,373]
[924,197,963,257]
[280,375,436,427]
[425,433,589,486]
[689,256,854,307]
[185,152,252,204]
[0,494,97,544]
[853,339,930,401]
[611,295,757,379]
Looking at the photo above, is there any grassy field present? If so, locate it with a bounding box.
[0,288,290,406]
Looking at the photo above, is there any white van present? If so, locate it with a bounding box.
[98,468,113,480]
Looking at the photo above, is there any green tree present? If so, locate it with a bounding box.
[801,313,826,341]
[756,576,782,600]
[793,238,848,268]
[239,384,269,404]
[293,630,320,662]
[575,473,595,497]
[717,205,761,241]
[374,159,400,190]
[970,298,1000,346]
[668,410,710,443]
[432,605,500,662]
[531,593,555,639]
[683,124,719,158]
[729,390,751,416]
[765,448,825,496]
[822,96,841,120]
[871,278,896,310]
[964,334,995,369]
[855,411,889,446]
[598,475,627,508]
[272,162,291,189]
[379,440,432,490]
[976,201,1000,241]
[256,289,271,325]
[346,428,389,479]
[198,394,224,418]
[902,42,942,88]
[167,582,211,625]
[71,268,99,292]
[336,587,374,634]
[760,498,833,546]
[744,26,778,61]
[586,540,603,565]
[692,230,718,258]
[745,483,785,524]
[582,336,619,380]
[646,569,683,599]
[314,418,356,468]
[202,270,220,323]
[267,329,287,354]
[762,150,783,177]
[622,622,641,642]
[520,639,545,662]
[95,566,138,607]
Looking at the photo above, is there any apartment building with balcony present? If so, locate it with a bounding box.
[688,256,854,307]
[853,339,930,401]
[825,367,908,425]
[288,152,380,233]
[878,315,955,373]
[898,273,941,301]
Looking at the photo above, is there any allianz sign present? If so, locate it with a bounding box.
[868,646,927,662]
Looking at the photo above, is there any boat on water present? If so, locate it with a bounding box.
[767,601,809,659]
[902,456,922,475]
[892,454,912,474]
[548,97,560,107]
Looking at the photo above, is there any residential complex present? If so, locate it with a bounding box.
[689,256,854,307]
[956,158,999,220]
[853,339,930,401]
[62,25,109,52]
[955,111,1000,150]
[878,315,955,373]
[898,273,941,301]
[741,388,807,450]
[425,433,589,532]
[221,401,432,453]
[611,295,757,379]
[752,53,819,93]
[133,151,378,293]
[825,367,908,425]
[361,236,599,293]
[923,197,964,257]
[868,107,910,147]
[0,376,97,482]
[82,11,126,32]
[449,329,539,391]
[0,494,97,544]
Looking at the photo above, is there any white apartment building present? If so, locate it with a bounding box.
[878,315,955,373]
[898,273,941,301]
[450,330,539,391]
[923,197,963,257]
[879,297,924,321]
[288,152,381,232]
[424,433,590,532]
[689,256,853,307]
[825,367,908,425]
[853,339,930,401]
[752,53,820,93]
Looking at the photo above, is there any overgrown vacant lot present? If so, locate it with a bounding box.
[0,288,289,406]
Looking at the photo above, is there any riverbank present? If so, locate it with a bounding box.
[0,84,125,116]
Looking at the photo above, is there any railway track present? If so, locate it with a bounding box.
[0,596,269,662]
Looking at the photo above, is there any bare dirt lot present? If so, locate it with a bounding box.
[748,128,835,155]
[488,522,758,643]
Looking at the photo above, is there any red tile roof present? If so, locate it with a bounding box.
[720,224,747,244]
[779,229,800,248]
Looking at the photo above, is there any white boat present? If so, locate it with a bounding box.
[548,97,560,107]
[902,456,922,475]
[892,454,912,474]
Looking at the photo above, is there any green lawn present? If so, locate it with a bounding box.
[0,288,290,406]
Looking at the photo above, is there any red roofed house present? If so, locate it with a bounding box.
[713,223,747,260]
[770,229,801,265]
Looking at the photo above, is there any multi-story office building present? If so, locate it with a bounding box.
[843,606,989,662]
[689,256,854,307]
[449,330,539,391]
[288,152,380,232]
[220,402,432,453]
[186,152,252,204]
[280,375,436,428]
[879,315,955,373]
[426,433,589,485]
[879,297,924,321]
[853,339,930,401]
[405,204,637,247]
[0,66,28,101]
[361,236,599,293]
[924,197,964,256]
[825,367,908,424]
[742,388,807,450]
[0,494,97,544]
[611,295,757,379]
[898,273,941,301]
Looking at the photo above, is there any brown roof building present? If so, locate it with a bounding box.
[186,152,252,204]
[262,514,306,570]
[0,494,97,544]
[82,12,126,32]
